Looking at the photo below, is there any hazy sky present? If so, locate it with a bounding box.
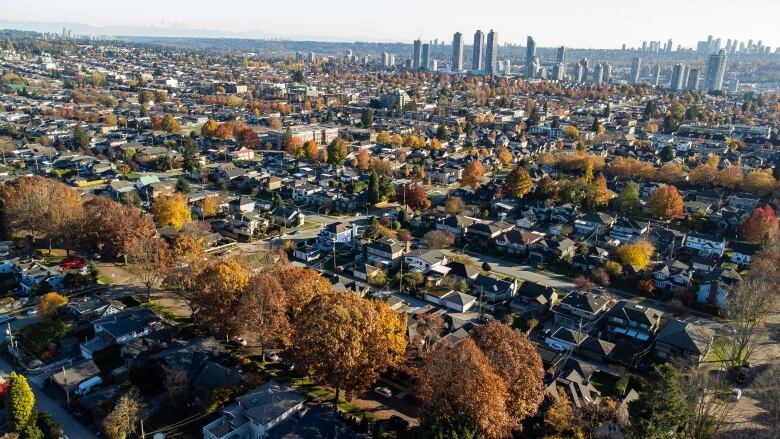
[3,0,780,48]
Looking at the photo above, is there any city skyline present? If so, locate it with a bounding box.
[2,0,780,49]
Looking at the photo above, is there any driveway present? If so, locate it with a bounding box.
[0,357,97,439]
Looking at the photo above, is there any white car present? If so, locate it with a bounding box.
[232,337,247,347]
[374,387,393,398]
[730,388,742,402]
[548,342,566,352]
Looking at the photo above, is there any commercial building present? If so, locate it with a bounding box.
[526,36,536,77]
[472,30,484,71]
[485,30,498,74]
[421,43,431,71]
[452,32,463,72]
[704,49,728,92]
[412,39,422,70]
[630,57,641,84]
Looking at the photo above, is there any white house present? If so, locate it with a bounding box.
[684,232,726,257]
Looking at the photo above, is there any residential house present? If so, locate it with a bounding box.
[605,301,662,344]
[202,380,306,439]
[727,193,760,211]
[270,207,304,227]
[317,222,358,248]
[655,319,714,363]
[471,274,518,302]
[731,242,758,265]
[510,282,559,317]
[574,212,616,236]
[424,289,477,313]
[404,249,448,273]
[495,229,545,255]
[80,308,162,359]
[553,291,610,330]
[466,220,514,244]
[609,217,649,243]
[67,296,123,322]
[652,261,693,292]
[696,268,742,307]
[366,238,407,269]
[684,232,726,257]
[436,215,481,240]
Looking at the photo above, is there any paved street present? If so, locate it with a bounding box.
[0,356,97,439]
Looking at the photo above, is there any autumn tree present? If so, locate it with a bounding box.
[234,125,259,148]
[713,164,744,189]
[285,137,304,157]
[127,236,172,302]
[397,182,430,211]
[161,114,181,133]
[292,291,407,402]
[565,125,580,140]
[648,185,683,220]
[496,147,513,168]
[164,234,207,319]
[739,206,779,244]
[151,193,192,229]
[272,266,331,316]
[37,292,68,317]
[326,138,348,167]
[200,119,219,137]
[471,322,545,430]
[5,372,34,432]
[505,166,532,198]
[461,160,485,189]
[654,162,686,184]
[192,258,251,340]
[617,240,655,270]
[376,130,391,145]
[444,196,466,214]
[201,196,218,218]
[543,389,574,437]
[356,148,370,170]
[424,230,455,249]
[303,140,319,160]
[83,197,157,263]
[245,274,291,360]
[742,169,776,195]
[103,391,142,439]
[417,338,511,439]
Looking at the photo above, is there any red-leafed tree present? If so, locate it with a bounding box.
[648,185,684,220]
[739,206,779,244]
[234,125,259,148]
[397,182,430,211]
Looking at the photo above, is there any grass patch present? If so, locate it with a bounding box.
[707,336,746,364]
[290,378,378,422]
[96,273,113,284]
[143,302,192,327]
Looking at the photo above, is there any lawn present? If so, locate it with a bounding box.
[143,302,192,326]
[707,336,747,365]
[291,377,378,422]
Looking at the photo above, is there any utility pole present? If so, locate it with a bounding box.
[62,365,70,407]
[140,419,145,439]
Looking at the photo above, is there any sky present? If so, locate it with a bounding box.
[2,0,780,49]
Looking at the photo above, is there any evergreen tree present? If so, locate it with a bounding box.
[660,144,676,162]
[72,124,91,149]
[627,364,690,439]
[367,171,380,205]
[361,108,373,128]
[6,372,35,432]
[615,182,641,216]
[436,124,449,141]
[271,191,284,208]
[175,177,191,194]
[181,138,201,174]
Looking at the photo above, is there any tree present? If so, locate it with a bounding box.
[234,125,259,148]
[127,236,172,302]
[655,162,686,184]
[37,292,68,317]
[753,361,780,435]
[367,171,381,205]
[496,147,513,168]
[505,166,532,198]
[461,160,485,189]
[376,130,391,145]
[326,138,348,167]
[161,114,181,133]
[742,169,776,195]
[201,119,219,137]
[627,364,690,439]
[181,138,201,174]
[285,137,304,157]
[617,240,655,270]
[292,291,407,402]
[303,140,318,160]
[424,230,455,249]
[83,197,157,262]
[444,196,466,214]
[565,125,580,140]
[648,185,684,220]
[436,124,450,141]
[72,124,90,149]
[360,108,373,127]
[104,113,118,127]
[739,206,779,244]
[591,173,612,208]
[5,372,34,432]
[591,267,611,286]
[272,266,331,316]
[615,181,641,216]
[661,144,676,162]
[201,196,218,218]
[417,338,511,439]
[192,258,251,339]
[605,260,623,277]
[575,275,594,292]
[103,392,142,439]
[175,177,191,194]
[543,388,574,437]
[397,182,430,210]
[151,193,192,229]
[471,322,545,429]
[356,148,370,170]
[680,361,734,439]
[245,274,291,360]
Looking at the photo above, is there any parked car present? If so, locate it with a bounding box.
[730,388,742,401]
[548,342,566,352]
[374,387,393,398]
[25,308,38,316]
[231,337,247,347]
[264,349,280,362]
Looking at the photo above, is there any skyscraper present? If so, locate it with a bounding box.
[630,57,641,84]
[670,64,685,91]
[525,36,536,78]
[485,30,498,74]
[603,63,613,83]
[556,46,566,65]
[574,63,584,82]
[421,43,431,71]
[412,40,422,70]
[686,68,700,91]
[593,63,604,84]
[472,30,484,71]
[552,63,565,81]
[452,32,464,72]
[651,64,661,86]
[704,49,728,92]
